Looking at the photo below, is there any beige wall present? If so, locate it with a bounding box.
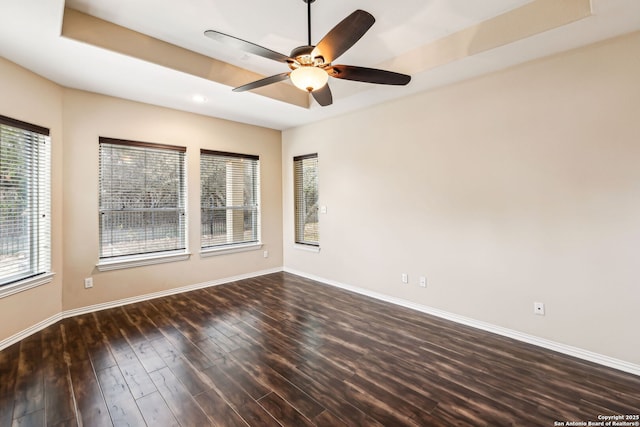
[2,30,639,368]
[0,57,283,344]
[282,32,640,365]
[61,89,282,310]
[0,58,64,339]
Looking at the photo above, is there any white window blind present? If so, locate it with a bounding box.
[99,137,186,259]
[0,115,51,287]
[200,150,260,249]
[294,153,319,246]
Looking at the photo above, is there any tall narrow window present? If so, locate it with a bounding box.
[294,154,319,246]
[200,150,260,250]
[0,115,51,287]
[99,138,186,260]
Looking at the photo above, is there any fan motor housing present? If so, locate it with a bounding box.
[289,45,325,69]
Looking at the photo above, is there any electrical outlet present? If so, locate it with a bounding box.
[419,276,427,287]
[401,273,408,284]
[534,302,545,315]
[263,250,269,258]
[84,277,93,289]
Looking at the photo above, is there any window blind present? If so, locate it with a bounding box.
[99,137,186,259]
[200,150,260,248]
[0,115,51,286]
[294,153,319,246]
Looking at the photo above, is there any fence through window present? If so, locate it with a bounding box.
[200,150,260,249]
[99,137,186,259]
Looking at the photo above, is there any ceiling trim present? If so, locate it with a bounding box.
[382,0,592,74]
[61,7,310,108]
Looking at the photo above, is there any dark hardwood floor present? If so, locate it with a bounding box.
[0,272,638,426]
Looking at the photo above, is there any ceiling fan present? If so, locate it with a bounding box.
[204,0,411,107]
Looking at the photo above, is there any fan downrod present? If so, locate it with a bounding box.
[302,0,316,46]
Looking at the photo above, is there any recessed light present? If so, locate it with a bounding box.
[192,94,207,103]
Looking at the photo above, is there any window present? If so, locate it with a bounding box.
[98,138,186,264]
[294,154,319,246]
[0,115,51,288]
[200,150,260,251]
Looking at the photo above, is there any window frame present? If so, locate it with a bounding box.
[293,153,319,248]
[0,114,53,297]
[199,149,261,257]
[96,137,189,271]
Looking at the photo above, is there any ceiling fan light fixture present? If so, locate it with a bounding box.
[290,66,329,92]
[205,4,410,106]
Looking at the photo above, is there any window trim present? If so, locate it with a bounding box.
[294,243,321,253]
[96,250,191,271]
[199,149,261,253]
[98,137,188,265]
[0,273,54,299]
[200,242,263,258]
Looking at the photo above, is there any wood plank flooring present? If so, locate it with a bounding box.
[0,272,638,426]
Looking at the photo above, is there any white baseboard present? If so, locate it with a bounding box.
[62,267,283,319]
[0,267,282,352]
[283,267,640,377]
[3,266,638,377]
[0,312,63,352]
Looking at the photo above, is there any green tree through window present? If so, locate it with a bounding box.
[294,154,319,246]
[0,115,50,286]
[98,138,186,258]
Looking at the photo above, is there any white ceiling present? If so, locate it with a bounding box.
[0,0,639,130]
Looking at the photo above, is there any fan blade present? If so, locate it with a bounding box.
[327,65,411,86]
[312,10,375,64]
[312,84,333,107]
[233,72,290,92]
[204,30,291,63]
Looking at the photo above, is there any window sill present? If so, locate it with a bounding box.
[294,244,320,253]
[200,242,263,258]
[0,272,55,299]
[96,251,191,271]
